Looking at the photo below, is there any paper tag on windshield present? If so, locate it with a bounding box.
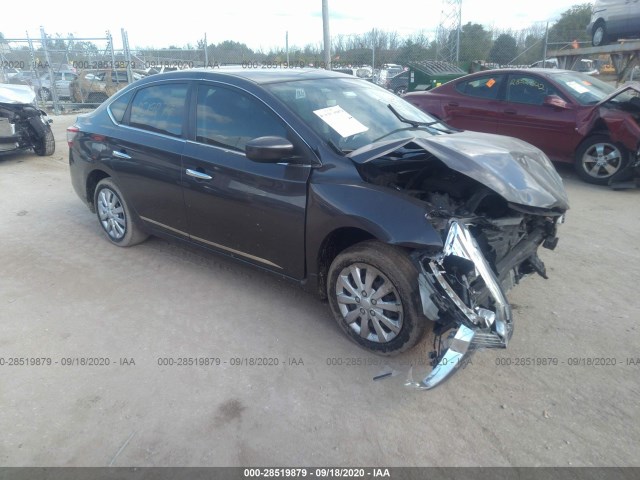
[566,81,589,94]
[313,105,368,137]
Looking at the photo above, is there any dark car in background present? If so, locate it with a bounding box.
[404,68,640,185]
[67,68,567,389]
[386,70,409,95]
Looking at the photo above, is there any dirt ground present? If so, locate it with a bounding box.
[1,114,639,467]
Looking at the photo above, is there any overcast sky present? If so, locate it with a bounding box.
[3,0,587,50]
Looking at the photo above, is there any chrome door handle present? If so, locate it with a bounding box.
[186,168,212,180]
[112,150,131,159]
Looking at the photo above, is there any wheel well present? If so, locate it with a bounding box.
[86,170,110,212]
[316,227,376,299]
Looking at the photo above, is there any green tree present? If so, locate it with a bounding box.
[489,33,518,64]
[548,3,593,44]
[457,23,492,63]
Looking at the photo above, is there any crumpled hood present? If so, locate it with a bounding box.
[0,84,36,105]
[596,80,640,107]
[348,131,570,211]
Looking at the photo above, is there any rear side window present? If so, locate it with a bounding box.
[128,83,189,137]
[108,90,133,124]
[455,75,504,99]
[195,85,287,151]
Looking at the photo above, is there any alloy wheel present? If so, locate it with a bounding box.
[581,141,623,180]
[97,188,127,241]
[335,263,403,343]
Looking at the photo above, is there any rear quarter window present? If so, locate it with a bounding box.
[108,90,134,124]
[455,75,504,99]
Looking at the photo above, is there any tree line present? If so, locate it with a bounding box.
[0,4,592,70]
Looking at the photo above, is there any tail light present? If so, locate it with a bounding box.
[66,125,79,148]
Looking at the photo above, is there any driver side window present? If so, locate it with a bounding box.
[506,75,560,105]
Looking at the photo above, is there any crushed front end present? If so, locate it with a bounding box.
[350,133,569,389]
[409,212,563,389]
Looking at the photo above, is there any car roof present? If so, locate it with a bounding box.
[467,68,575,77]
[144,67,348,85]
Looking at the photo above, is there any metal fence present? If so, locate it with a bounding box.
[0,25,609,113]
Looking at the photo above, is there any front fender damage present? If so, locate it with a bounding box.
[406,219,530,390]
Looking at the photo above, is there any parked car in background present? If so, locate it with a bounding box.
[529,58,559,69]
[375,64,404,86]
[386,70,409,95]
[70,69,143,103]
[32,71,78,100]
[588,0,640,46]
[574,59,600,76]
[8,70,40,87]
[404,68,640,185]
[332,67,373,81]
[67,68,567,389]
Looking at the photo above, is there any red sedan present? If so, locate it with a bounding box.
[404,68,640,185]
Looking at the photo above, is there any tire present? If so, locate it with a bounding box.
[327,240,429,355]
[592,22,607,47]
[575,134,627,185]
[394,86,407,95]
[94,178,148,247]
[33,124,55,156]
[38,88,51,101]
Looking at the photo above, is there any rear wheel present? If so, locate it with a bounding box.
[94,178,148,247]
[327,241,429,355]
[33,124,55,156]
[575,134,627,185]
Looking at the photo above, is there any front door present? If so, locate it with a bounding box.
[182,83,312,278]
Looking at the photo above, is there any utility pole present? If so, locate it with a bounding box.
[322,0,331,69]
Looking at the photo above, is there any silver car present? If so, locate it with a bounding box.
[588,0,640,46]
[32,71,78,101]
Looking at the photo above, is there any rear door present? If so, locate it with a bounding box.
[181,82,313,278]
[441,73,506,133]
[106,82,191,237]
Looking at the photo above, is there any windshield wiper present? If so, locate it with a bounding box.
[387,104,439,128]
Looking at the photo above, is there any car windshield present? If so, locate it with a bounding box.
[551,71,616,105]
[265,77,445,152]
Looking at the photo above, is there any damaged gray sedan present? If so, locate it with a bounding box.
[68,69,568,389]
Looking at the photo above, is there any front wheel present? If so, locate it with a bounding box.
[592,22,607,47]
[33,124,55,156]
[327,241,429,355]
[94,178,148,247]
[575,134,627,185]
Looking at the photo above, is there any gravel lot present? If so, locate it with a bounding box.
[1,113,639,467]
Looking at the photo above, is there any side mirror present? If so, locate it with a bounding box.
[245,136,294,163]
[543,95,570,110]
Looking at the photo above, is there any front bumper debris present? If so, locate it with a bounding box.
[407,220,514,390]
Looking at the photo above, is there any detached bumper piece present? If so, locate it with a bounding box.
[408,220,513,390]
